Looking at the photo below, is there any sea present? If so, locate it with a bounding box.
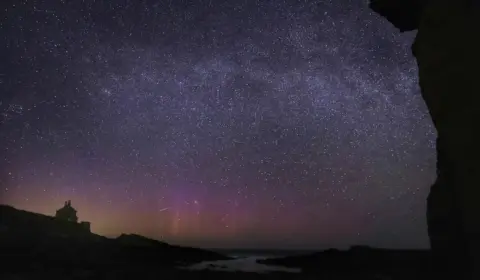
[209,248,317,259]
[181,249,314,273]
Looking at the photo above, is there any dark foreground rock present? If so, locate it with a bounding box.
[258,246,433,279]
[0,204,230,275]
[0,204,434,279]
[1,268,303,280]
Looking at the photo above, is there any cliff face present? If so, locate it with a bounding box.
[370,1,480,279]
[369,0,426,32]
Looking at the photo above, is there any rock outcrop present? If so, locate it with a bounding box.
[0,204,230,276]
[258,246,431,279]
[370,1,480,279]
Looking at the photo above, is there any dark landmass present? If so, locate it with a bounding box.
[0,204,435,279]
[258,245,433,279]
[0,204,230,275]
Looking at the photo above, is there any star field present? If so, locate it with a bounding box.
[1,0,436,249]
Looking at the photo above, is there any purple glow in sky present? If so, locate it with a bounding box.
[1,0,436,249]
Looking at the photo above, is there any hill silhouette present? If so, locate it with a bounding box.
[0,204,230,275]
[1,203,438,279]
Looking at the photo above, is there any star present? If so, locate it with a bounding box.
[0,0,434,249]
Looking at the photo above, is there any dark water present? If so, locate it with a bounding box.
[185,249,306,273]
[209,249,316,259]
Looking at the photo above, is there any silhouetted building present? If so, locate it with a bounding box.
[80,221,91,232]
[55,200,78,223]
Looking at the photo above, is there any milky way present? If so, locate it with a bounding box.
[1,0,436,249]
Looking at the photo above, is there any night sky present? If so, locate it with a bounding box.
[1,0,436,250]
